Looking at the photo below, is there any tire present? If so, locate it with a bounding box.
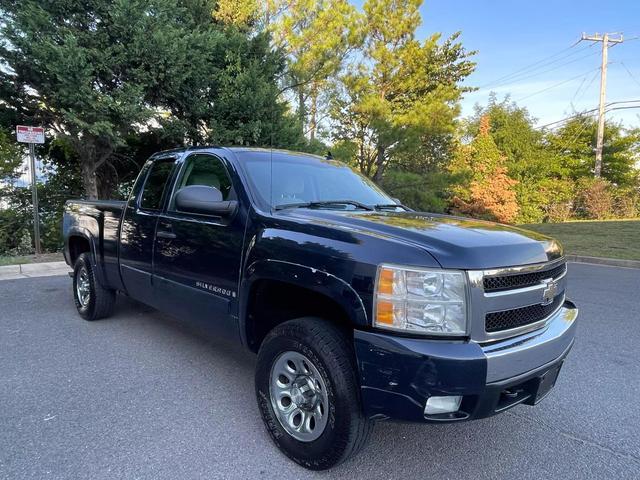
[255,317,373,470]
[73,252,116,321]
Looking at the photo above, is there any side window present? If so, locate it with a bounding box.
[170,154,233,209]
[139,159,176,210]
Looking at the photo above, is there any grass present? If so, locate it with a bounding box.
[0,252,64,267]
[521,220,640,261]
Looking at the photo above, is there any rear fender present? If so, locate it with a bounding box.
[65,227,106,286]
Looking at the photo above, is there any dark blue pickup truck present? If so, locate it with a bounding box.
[63,147,578,470]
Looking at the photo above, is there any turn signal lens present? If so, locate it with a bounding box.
[377,268,395,295]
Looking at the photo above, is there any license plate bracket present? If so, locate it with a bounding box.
[533,363,562,404]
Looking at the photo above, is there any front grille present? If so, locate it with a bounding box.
[483,262,566,293]
[485,294,564,333]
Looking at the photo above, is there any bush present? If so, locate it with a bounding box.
[574,178,614,220]
[612,187,640,218]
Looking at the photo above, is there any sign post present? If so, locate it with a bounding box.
[16,126,45,254]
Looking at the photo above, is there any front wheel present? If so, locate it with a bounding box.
[255,317,373,470]
[73,252,116,321]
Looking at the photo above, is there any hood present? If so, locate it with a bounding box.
[278,210,562,270]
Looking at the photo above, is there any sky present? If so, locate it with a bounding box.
[355,0,640,128]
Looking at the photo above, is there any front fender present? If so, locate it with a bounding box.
[238,259,368,347]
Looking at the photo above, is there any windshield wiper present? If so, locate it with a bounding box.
[372,203,410,211]
[275,200,374,211]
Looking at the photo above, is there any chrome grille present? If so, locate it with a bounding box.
[467,257,567,342]
[483,263,566,292]
[485,294,564,332]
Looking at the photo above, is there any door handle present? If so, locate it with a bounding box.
[157,230,176,240]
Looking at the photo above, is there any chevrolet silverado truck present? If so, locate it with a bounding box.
[63,147,578,470]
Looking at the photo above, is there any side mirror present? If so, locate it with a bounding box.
[174,185,237,217]
[392,197,402,205]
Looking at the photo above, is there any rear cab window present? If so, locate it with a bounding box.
[139,158,176,211]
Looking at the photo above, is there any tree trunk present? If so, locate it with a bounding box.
[373,145,386,183]
[298,86,306,134]
[309,83,318,142]
[81,158,98,200]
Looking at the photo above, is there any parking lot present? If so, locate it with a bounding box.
[1,263,639,479]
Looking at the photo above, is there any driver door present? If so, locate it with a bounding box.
[152,153,245,340]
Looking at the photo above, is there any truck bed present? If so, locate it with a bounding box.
[63,199,127,291]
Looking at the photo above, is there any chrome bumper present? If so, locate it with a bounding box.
[482,300,578,382]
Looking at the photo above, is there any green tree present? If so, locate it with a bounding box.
[330,0,475,181]
[546,115,640,188]
[266,0,360,141]
[0,129,23,180]
[465,97,567,223]
[0,0,302,199]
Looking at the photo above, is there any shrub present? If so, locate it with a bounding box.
[574,178,614,220]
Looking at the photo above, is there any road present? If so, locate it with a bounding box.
[1,263,639,479]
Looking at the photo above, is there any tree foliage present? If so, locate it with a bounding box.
[0,0,303,199]
[330,0,475,181]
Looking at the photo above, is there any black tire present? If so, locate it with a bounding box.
[72,252,116,321]
[255,317,373,470]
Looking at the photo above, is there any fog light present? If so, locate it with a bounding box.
[424,396,462,415]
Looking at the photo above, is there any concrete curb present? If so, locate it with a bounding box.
[0,261,70,280]
[566,254,640,269]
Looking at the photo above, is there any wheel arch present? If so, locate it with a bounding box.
[240,260,367,352]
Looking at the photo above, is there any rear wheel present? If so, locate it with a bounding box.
[255,317,373,470]
[73,252,116,320]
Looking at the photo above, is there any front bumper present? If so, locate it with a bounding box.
[354,300,578,422]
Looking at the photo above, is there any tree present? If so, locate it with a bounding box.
[0,0,303,199]
[330,0,475,181]
[0,129,23,181]
[546,115,640,188]
[265,0,360,141]
[465,97,567,223]
[449,116,519,223]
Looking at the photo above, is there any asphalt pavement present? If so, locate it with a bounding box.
[1,263,639,479]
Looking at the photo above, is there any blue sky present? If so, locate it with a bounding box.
[353,0,640,127]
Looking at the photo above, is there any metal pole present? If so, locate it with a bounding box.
[29,142,42,254]
[594,34,608,177]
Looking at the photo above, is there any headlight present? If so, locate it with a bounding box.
[373,264,468,336]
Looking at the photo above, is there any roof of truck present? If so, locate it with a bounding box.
[151,146,326,161]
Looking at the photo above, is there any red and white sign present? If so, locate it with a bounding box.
[16,125,45,144]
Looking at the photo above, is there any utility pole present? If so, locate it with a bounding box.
[580,32,623,177]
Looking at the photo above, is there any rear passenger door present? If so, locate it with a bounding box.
[152,153,245,340]
[119,157,177,307]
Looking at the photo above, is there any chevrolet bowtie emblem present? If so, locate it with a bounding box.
[541,278,558,306]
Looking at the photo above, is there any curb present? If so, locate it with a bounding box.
[566,254,640,269]
[0,261,70,280]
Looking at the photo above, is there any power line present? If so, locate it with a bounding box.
[514,68,599,102]
[478,47,599,92]
[536,100,640,129]
[476,43,591,90]
[570,69,600,106]
[620,61,640,89]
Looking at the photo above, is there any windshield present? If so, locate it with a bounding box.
[241,151,396,210]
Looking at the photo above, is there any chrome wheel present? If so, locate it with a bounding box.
[269,351,329,442]
[76,266,91,308]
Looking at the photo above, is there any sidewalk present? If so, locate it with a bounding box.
[0,261,70,281]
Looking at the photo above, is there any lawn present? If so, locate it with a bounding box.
[521,220,640,261]
[0,252,64,267]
